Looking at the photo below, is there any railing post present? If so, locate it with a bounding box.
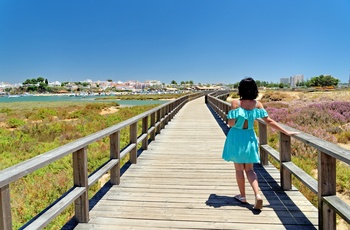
[224,103,230,124]
[318,150,336,230]
[164,105,169,125]
[258,122,268,165]
[0,185,12,230]
[156,109,161,135]
[73,147,89,223]
[170,102,175,119]
[150,112,156,141]
[110,131,120,185]
[280,133,292,190]
[161,107,165,129]
[130,122,137,164]
[142,116,148,150]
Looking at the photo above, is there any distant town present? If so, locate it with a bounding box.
[0,74,348,96]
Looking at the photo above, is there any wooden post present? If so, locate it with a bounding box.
[0,185,12,230]
[164,105,169,125]
[160,107,165,129]
[130,122,137,164]
[150,112,156,141]
[168,103,173,120]
[280,133,292,190]
[258,122,268,165]
[156,109,161,135]
[318,150,336,230]
[142,116,148,150]
[224,104,230,124]
[110,131,120,185]
[73,147,89,223]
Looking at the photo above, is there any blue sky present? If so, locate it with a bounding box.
[1,0,350,85]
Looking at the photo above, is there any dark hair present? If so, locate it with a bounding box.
[238,77,259,100]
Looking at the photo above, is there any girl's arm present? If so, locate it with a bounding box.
[257,101,299,136]
[262,116,299,136]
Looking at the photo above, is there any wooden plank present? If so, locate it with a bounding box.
[75,217,316,230]
[24,187,85,229]
[88,159,119,187]
[283,161,318,194]
[261,144,280,161]
[323,195,350,223]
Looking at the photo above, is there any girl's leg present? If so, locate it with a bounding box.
[244,164,260,196]
[244,163,263,209]
[234,163,246,198]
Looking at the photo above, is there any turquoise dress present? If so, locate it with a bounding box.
[222,103,268,163]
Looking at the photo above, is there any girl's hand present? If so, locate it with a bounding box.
[286,131,300,136]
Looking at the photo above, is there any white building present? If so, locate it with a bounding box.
[280,75,304,87]
[48,81,61,87]
[290,75,304,87]
[280,78,290,85]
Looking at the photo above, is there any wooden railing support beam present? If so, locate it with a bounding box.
[156,110,161,135]
[318,150,336,230]
[280,133,292,190]
[258,122,268,165]
[0,185,12,230]
[150,112,156,141]
[142,117,148,150]
[110,131,120,185]
[73,147,89,223]
[130,122,138,164]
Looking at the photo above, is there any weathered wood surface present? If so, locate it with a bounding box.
[74,97,318,230]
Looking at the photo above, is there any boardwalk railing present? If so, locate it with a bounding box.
[206,91,350,230]
[0,92,205,230]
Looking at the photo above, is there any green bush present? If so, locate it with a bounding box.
[337,131,350,143]
[7,118,26,128]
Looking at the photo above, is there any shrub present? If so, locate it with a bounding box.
[337,131,350,143]
[28,108,58,120]
[261,91,292,102]
[7,118,26,128]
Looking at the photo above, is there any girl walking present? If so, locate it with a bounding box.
[222,77,298,210]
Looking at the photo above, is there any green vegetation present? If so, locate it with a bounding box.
[94,93,185,101]
[307,75,340,87]
[0,100,160,229]
[259,90,350,208]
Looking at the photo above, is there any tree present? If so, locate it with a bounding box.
[107,79,113,82]
[171,80,178,85]
[309,75,339,87]
[38,82,48,92]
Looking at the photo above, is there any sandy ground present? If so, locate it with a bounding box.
[99,106,119,115]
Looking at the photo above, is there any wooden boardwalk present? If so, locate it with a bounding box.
[74,97,318,230]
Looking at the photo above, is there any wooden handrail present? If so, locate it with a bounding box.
[206,92,350,230]
[0,92,205,230]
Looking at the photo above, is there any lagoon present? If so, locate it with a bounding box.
[0,95,167,106]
